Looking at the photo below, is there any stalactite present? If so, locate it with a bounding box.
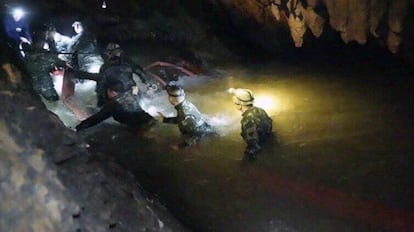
[306,0,320,8]
[270,3,282,21]
[369,0,387,38]
[287,0,306,47]
[324,0,348,33]
[302,7,324,38]
[220,0,410,54]
[388,0,408,33]
[340,0,368,44]
[387,0,408,53]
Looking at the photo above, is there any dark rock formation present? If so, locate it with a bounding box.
[0,71,187,231]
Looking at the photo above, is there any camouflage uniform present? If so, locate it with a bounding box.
[75,91,155,131]
[25,50,63,101]
[163,100,216,146]
[240,106,273,158]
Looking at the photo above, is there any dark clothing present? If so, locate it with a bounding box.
[76,56,137,107]
[0,40,13,65]
[121,56,149,84]
[3,15,32,46]
[163,100,216,146]
[240,106,273,157]
[76,91,154,131]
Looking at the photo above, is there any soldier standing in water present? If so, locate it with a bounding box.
[229,88,273,160]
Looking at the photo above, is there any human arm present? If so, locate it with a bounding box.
[75,102,114,131]
[132,63,149,84]
[160,113,178,124]
[74,70,101,81]
[20,19,32,43]
[241,120,262,156]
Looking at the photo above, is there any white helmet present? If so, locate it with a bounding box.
[228,88,254,106]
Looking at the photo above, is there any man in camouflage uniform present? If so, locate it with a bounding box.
[157,84,216,148]
[229,88,273,160]
[75,79,155,132]
[25,46,63,101]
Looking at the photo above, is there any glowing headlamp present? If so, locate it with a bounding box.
[228,87,281,114]
[12,8,25,19]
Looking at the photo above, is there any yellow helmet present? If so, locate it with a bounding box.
[228,88,254,106]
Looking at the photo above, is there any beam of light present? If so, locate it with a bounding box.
[52,73,64,96]
[254,94,281,115]
[53,33,71,43]
[43,42,50,51]
[87,63,102,74]
[101,1,107,9]
[12,8,25,19]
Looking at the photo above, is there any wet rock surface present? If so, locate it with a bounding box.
[0,77,187,231]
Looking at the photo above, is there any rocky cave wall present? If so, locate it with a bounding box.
[215,0,413,57]
[220,0,413,50]
[0,82,187,231]
[13,0,414,65]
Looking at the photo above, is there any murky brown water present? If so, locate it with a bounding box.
[70,58,414,232]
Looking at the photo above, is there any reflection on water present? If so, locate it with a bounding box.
[47,63,414,231]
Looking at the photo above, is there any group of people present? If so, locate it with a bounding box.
[1,5,274,160]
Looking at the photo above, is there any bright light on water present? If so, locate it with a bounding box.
[52,73,64,96]
[87,63,102,74]
[254,94,281,115]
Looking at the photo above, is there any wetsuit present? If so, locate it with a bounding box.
[76,56,137,107]
[76,91,154,131]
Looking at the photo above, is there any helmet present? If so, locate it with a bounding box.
[166,84,185,97]
[104,43,122,58]
[72,21,82,28]
[72,21,83,34]
[105,43,121,51]
[229,88,254,106]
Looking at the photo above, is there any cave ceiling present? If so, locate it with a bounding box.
[10,0,414,63]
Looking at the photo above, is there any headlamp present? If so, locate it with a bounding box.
[12,8,25,19]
